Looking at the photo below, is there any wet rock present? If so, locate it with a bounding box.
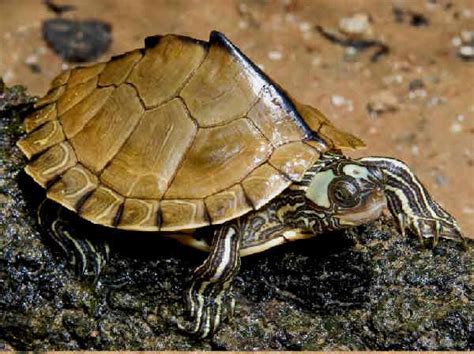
[367,90,399,116]
[0,83,472,350]
[0,79,35,112]
[42,18,112,63]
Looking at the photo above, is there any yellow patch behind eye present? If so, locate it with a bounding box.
[305,169,335,208]
[342,164,369,180]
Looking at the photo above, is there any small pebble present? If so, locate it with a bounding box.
[450,123,463,133]
[455,30,474,60]
[367,90,399,115]
[462,9,472,18]
[460,31,474,43]
[343,46,359,61]
[331,95,346,107]
[338,13,373,37]
[462,206,474,214]
[298,22,312,33]
[238,20,249,29]
[427,96,447,107]
[330,95,353,112]
[268,50,283,61]
[311,56,322,66]
[435,173,448,187]
[382,74,404,86]
[452,36,462,47]
[459,46,474,60]
[24,54,38,65]
[408,79,425,91]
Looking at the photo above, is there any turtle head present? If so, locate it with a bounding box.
[304,155,386,228]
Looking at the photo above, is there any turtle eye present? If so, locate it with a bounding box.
[329,178,359,208]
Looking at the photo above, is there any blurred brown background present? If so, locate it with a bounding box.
[1,0,473,238]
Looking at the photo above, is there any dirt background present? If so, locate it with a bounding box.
[0,0,473,238]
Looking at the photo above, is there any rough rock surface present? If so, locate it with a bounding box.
[0,83,472,351]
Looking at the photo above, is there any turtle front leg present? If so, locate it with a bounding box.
[358,157,465,247]
[179,222,242,338]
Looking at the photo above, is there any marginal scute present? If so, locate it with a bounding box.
[205,184,252,224]
[127,34,207,107]
[79,185,124,226]
[100,98,196,199]
[16,120,65,159]
[242,163,289,209]
[50,70,70,89]
[67,63,105,88]
[160,199,209,231]
[47,164,99,212]
[34,86,65,109]
[165,118,272,199]
[99,50,143,86]
[247,85,308,147]
[57,76,98,115]
[60,86,114,138]
[24,142,77,187]
[70,84,144,173]
[269,142,320,181]
[319,124,365,150]
[24,103,57,133]
[181,34,265,127]
[118,199,160,231]
[294,100,365,150]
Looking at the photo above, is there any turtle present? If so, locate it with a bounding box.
[16,30,464,338]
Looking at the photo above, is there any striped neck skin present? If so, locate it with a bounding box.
[284,153,387,235]
[356,157,464,242]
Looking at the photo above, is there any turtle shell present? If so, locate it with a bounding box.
[17,31,364,232]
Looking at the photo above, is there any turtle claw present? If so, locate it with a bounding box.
[394,212,465,249]
[177,282,232,338]
[179,279,233,338]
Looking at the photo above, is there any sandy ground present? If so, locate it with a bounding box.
[0,0,473,238]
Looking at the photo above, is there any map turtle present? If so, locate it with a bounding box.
[17,31,464,337]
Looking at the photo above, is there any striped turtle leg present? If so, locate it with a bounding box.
[357,157,465,247]
[37,199,110,282]
[179,222,242,338]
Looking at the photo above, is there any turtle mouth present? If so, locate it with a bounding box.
[336,189,386,226]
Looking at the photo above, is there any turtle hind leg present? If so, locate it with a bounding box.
[178,222,242,338]
[37,199,109,282]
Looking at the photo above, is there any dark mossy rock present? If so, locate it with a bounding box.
[0,82,472,350]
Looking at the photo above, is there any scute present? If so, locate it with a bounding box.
[17,31,365,232]
[164,118,272,199]
[69,84,144,173]
[180,33,265,126]
[127,34,207,108]
[99,98,197,199]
